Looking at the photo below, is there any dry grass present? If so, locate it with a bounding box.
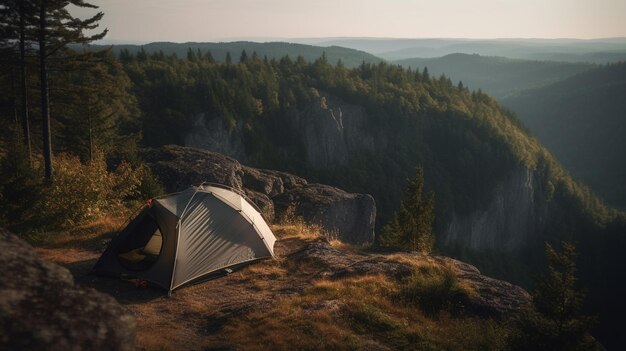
[275,204,339,242]
[33,213,508,350]
[223,273,509,351]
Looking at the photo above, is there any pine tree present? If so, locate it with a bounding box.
[239,49,248,63]
[507,242,598,351]
[380,167,436,253]
[36,0,107,180]
[186,47,197,61]
[0,0,36,160]
[56,51,138,162]
[204,49,214,62]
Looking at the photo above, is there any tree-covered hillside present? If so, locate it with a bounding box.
[394,54,593,99]
[89,41,383,68]
[502,62,626,211]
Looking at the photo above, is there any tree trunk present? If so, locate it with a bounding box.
[88,106,93,163]
[39,0,52,180]
[20,0,32,162]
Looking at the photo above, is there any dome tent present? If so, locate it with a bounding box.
[94,184,276,294]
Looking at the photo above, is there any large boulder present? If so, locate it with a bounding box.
[273,184,376,244]
[141,146,244,190]
[0,228,135,351]
[140,145,376,244]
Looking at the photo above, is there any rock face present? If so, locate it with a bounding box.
[182,92,554,253]
[184,93,383,169]
[286,94,380,169]
[295,240,531,318]
[0,228,135,351]
[184,113,246,161]
[141,145,376,244]
[442,168,551,251]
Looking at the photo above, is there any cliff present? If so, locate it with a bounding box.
[184,93,556,253]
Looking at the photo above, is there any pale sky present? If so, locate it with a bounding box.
[75,0,626,43]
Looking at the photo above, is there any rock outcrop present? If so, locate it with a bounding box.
[184,114,246,161]
[141,145,376,244]
[433,256,532,316]
[273,184,376,244]
[286,94,381,169]
[296,240,531,318]
[184,93,384,169]
[0,228,135,351]
[442,168,551,251]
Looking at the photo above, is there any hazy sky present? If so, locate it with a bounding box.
[75,0,626,43]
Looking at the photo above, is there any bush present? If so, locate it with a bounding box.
[400,263,468,315]
[0,146,42,230]
[0,149,162,234]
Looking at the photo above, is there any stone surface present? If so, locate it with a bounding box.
[273,184,376,244]
[0,228,135,351]
[295,240,531,318]
[442,168,551,252]
[434,256,533,317]
[141,145,376,244]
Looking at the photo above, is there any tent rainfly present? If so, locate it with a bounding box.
[94,184,276,294]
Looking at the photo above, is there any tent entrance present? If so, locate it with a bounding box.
[116,210,164,271]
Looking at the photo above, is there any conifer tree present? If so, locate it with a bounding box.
[507,242,597,351]
[36,0,107,179]
[186,47,197,61]
[204,49,214,62]
[380,167,435,253]
[56,51,137,162]
[0,0,36,160]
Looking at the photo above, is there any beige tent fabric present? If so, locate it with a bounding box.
[94,184,276,293]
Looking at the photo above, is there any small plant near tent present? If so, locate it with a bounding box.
[277,204,337,242]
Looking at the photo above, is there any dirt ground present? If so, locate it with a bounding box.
[35,222,318,351]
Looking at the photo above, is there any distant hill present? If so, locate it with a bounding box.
[502,62,626,210]
[394,53,593,99]
[527,51,626,64]
[89,41,383,67]
[307,38,626,63]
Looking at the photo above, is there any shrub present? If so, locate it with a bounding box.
[0,149,162,234]
[400,263,468,315]
[0,146,42,230]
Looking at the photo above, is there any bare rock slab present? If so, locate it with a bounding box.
[0,228,135,351]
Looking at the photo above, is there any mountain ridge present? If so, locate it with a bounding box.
[393,53,594,98]
[86,41,383,67]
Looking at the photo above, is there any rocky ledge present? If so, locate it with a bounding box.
[296,240,531,318]
[141,145,376,244]
[0,229,135,351]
